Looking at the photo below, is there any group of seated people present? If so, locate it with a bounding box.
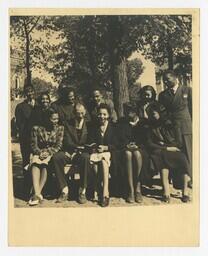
[14,71,192,207]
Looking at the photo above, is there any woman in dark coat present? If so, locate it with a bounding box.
[117,102,149,203]
[88,103,117,207]
[145,102,191,203]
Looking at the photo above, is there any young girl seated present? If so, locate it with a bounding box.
[88,103,117,207]
[146,102,191,203]
[28,108,64,206]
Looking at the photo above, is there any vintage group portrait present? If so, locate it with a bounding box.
[9,8,199,246]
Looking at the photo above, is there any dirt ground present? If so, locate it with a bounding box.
[11,142,192,208]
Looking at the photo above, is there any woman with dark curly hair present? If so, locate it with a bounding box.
[137,85,157,120]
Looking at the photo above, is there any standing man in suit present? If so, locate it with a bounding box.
[159,70,192,182]
[50,103,91,204]
[15,85,36,199]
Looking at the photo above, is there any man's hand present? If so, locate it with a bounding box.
[126,142,138,150]
[98,145,108,153]
[166,147,180,152]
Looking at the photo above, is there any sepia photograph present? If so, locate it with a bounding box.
[8,8,199,246]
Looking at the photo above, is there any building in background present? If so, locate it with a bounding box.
[10,47,26,99]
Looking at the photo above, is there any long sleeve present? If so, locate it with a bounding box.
[31,126,41,155]
[15,105,25,133]
[116,122,130,149]
[187,86,192,118]
[146,129,167,151]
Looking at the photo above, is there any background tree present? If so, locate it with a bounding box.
[127,58,145,87]
[13,15,192,116]
[139,15,192,80]
[127,58,145,102]
[46,15,147,116]
[32,77,53,97]
[10,16,46,88]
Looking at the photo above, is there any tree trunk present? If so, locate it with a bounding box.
[25,32,32,88]
[113,57,129,117]
[167,42,173,70]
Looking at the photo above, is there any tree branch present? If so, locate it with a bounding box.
[28,16,40,34]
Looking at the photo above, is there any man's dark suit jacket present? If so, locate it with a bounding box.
[63,119,88,154]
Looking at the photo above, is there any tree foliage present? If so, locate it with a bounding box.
[10,14,192,116]
[127,58,145,87]
[10,16,53,87]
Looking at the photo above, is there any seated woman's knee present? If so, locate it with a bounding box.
[124,150,132,160]
[133,150,142,159]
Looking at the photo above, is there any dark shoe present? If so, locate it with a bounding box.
[78,193,87,204]
[181,195,190,203]
[162,195,170,203]
[56,192,68,203]
[101,197,110,207]
[126,193,135,203]
[135,192,143,203]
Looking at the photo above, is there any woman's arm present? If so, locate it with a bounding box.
[146,129,167,151]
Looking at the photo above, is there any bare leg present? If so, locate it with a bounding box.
[161,168,170,197]
[132,150,142,193]
[92,164,99,199]
[39,167,48,194]
[31,165,41,195]
[182,174,190,196]
[125,151,134,195]
[101,160,109,198]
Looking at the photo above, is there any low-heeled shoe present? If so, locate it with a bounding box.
[56,192,68,203]
[135,192,143,203]
[101,197,110,207]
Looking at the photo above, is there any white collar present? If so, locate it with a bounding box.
[100,120,109,135]
[75,119,84,130]
[172,81,179,94]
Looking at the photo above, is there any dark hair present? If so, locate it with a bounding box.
[140,85,156,101]
[58,84,75,97]
[163,69,177,78]
[92,87,103,95]
[123,102,137,114]
[24,86,34,95]
[37,92,51,105]
[146,102,167,121]
[97,103,111,115]
[46,107,59,119]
